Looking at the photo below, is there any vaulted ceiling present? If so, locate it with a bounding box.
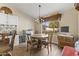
[6,3,74,19]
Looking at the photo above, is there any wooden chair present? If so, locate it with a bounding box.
[41,38,49,55]
[0,31,16,56]
[27,36,38,55]
[2,33,9,46]
[48,32,53,49]
[42,33,53,55]
[0,33,9,48]
[9,30,16,50]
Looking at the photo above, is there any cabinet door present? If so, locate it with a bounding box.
[8,15,18,25]
[8,35,19,46]
[0,13,7,24]
[14,35,19,46]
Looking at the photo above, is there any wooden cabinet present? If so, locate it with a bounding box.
[58,35,75,48]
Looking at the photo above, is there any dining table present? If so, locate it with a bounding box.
[31,34,48,49]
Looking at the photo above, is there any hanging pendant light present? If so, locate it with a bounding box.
[35,5,44,23]
[38,5,44,23]
[38,5,43,34]
[38,5,41,23]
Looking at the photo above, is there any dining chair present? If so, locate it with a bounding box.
[41,38,50,55]
[0,30,16,56]
[48,32,53,48]
[43,30,53,44]
[41,32,53,55]
[27,36,38,55]
[2,33,9,46]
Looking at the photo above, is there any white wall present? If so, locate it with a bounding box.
[60,8,78,39]
[13,11,35,35]
[0,3,35,35]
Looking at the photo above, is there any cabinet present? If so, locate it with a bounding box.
[0,13,7,24]
[0,13,18,25]
[8,15,18,25]
[14,35,19,46]
[8,35,19,46]
[58,34,75,47]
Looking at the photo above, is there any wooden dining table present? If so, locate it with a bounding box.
[31,34,48,48]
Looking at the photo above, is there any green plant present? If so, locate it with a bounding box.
[49,21,59,28]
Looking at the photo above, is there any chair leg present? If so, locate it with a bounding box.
[29,45,32,56]
[27,44,28,51]
[29,48,31,56]
[50,44,52,51]
[7,52,12,56]
[47,45,49,55]
[27,44,31,56]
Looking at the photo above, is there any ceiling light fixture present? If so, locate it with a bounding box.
[38,5,44,23]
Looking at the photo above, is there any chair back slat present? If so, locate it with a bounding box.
[10,30,16,50]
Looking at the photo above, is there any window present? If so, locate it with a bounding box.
[42,20,59,32]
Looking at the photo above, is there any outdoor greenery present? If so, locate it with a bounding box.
[49,21,59,28]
